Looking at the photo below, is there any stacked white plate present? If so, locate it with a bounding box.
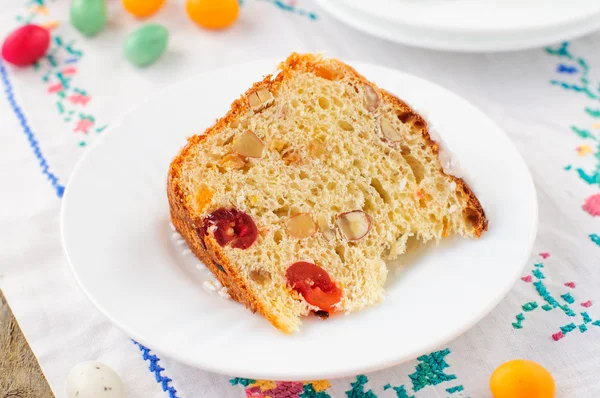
[315,0,600,52]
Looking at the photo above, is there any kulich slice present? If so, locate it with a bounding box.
[168,53,487,333]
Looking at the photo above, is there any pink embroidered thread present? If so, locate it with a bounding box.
[73,118,93,133]
[583,193,600,216]
[581,300,593,308]
[69,93,90,105]
[552,331,565,341]
[47,83,63,93]
[539,253,550,259]
[62,66,77,75]
[521,275,532,282]
[565,282,576,289]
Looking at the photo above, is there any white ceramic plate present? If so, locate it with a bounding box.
[316,0,600,52]
[61,60,537,380]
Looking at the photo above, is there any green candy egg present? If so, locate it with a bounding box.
[124,24,169,67]
[70,0,107,37]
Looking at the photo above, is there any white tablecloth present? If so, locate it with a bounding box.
[1,1,600,397]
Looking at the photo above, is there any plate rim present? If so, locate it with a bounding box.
[315,0,600,52]
[338,0,600,33]
[61,59,539,380]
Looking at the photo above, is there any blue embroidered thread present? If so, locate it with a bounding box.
[557,64,578,74]
[132,341,179,398]
[0,59,65,198]
[258,0,318,20]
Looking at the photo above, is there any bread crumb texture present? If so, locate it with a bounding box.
[168,53,487,333]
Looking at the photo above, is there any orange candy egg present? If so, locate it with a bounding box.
[186,0,240,30]
[122,0,165,18]
[490,359,555,398]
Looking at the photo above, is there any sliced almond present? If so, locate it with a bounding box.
[363,84,380,112]
[233,130,265,158]
[317,215,336,241]
[285,213,317,239]
[380,118,402,142]
[248,87,274,112]
[337,210,371,241]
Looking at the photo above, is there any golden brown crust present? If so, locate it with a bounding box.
[167,53,488,334]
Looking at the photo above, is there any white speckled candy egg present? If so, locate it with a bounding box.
[67,361,125,398]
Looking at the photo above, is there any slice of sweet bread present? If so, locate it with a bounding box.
[168,53,487,333]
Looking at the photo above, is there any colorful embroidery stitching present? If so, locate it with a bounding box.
[132,341,179,398]
[231,378,331,398]
[257,0,318,20]
[546,42,600,244]
[231,349,465,397]
[16,0,106,148]
[513,253,599,340]
[0,59,65,198]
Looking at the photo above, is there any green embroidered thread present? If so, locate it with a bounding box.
[592,320,600,326]
[571,126,596,140]
[522,302,538,312]
[590,234,600,247]
[446,385,464,394]
[534,262,544,268]
[546,42,600,193]
[532,269,545,279]
[345,375,377,398]
[564,165,572,170]
[534,281,559,308]
[301,383,331,398]
[561,293,575,304]
[388,385,414,398]
[512,313,525,329]
[582,312,592,323]
[229,378,255,387]
[580,324,588,332]
[542,304,553,311]
[585,107,600,118]
[408,348,457,392]
[545,42,572,59]
[560,323,577,334]
[560,304,577,317]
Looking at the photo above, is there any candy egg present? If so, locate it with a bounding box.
[490,359,555,398]
[124,23,169,67]
[186,0,240,30]
[70,0,107,37]
[67,361,125,398]
[123,0,165,18]
[1,25,50,66]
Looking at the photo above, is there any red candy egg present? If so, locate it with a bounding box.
[2,25,50,67]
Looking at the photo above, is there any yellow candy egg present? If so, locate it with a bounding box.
[122,0,165,18]
[490,359,555,398]
[186,0,239,30]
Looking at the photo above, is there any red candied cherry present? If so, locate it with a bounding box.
[202,208,258,249]
[286,261,342,312]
